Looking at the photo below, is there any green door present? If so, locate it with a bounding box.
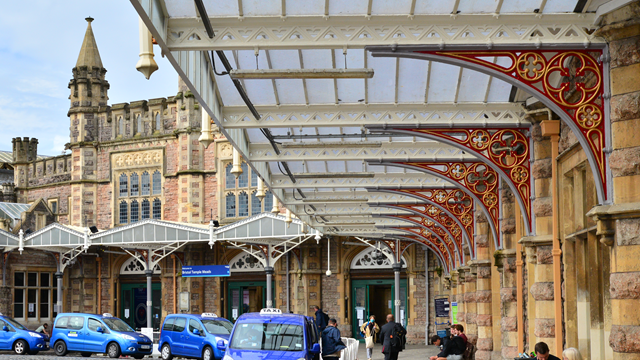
[351,279,408,340]
[227,281,274,321]
[120,283,162,331]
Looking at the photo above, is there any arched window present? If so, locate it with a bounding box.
[119,174,128,197]
[141,199,150,219]
[155,112,162,132]
[130,200,139,223]
[141,171,150,196]
[130,172,139,196]
[251,170,258,187]
[118,116,124,136]
[264,190,273,212]
[225,164,235,189]
[136,114,142,134]
[152,199,161,219]
[251,191,261,215]
[238,163,249,187]
[226,193,236,218]
[238,192,249,217]
[152,171,162,195]
[119,201,128,224]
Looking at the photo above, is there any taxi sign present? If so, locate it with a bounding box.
[102,313,114,318]
[260,308,282,315]
[201,313,218,318]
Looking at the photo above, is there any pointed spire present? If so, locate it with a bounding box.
[76,17,103,69]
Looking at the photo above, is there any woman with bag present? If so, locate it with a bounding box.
[360,315,380,360]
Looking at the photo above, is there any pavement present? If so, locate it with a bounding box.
[0,343,440,359]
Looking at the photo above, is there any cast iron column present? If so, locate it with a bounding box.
[55,272,63,314]
[265,266,274,308]
[145,269,153,328]
[393,262,402,324]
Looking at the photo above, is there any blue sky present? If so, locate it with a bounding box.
[0,1,177,155]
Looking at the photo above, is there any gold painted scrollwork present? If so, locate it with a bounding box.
[543,52,601,108]
[510,165,529,183]
[576,104,603,129]
[516,52,546,81]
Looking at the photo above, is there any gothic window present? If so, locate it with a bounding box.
[226,193,236,218]
[118,116,124,136]
[130,173,139,196]
[119,174,128,197]
[264,190,273,212]
[238,192,249,217]
[155,112,162,132]
[251,170,258,187]
[229,252,265,273]
[152,171,162,195]
[152,199,161,219]
[130,200,139,223]
[141,171,150,196]
[120,257,161,275]
[225,164,235,189]
[136,114,142,134]
[238,163,249,188]
[119,201,128,224]
[251,191,261,216]
[350,247,407,270]
[142,199,150,220]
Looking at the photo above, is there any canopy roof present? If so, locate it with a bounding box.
[130,0,618,269]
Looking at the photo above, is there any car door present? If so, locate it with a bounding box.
[64,315,86,351]
[171,317,187,355]
[84,318,107,352]
[0,320,11,350]
[184,319,205,357]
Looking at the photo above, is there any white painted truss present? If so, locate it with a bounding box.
[270,172,455,189]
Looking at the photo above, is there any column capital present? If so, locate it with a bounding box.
[264,266,275,275]
[587,202,640,246]
[493,249,516,272]
[593,1,640,42]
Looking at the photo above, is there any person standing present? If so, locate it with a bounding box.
[360,315,380,360]
[321,319,346,357]
[535,342,561,360]
[379,314,406,360]
[313,305,328,333]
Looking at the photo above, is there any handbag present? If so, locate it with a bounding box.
[365,335,374,348]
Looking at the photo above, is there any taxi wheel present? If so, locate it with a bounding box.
[54,340,68,356]
[13,340,28,355]
[107,342,121,358]
[161,344,173,360]
[81,352,92,357]
[202,346,213,360]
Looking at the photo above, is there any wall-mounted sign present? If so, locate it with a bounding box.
[435,298,450,318]
[182,265,230,277]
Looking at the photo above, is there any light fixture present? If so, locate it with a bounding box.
[229,68,374,79]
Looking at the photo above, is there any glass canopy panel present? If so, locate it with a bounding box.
[397,58,429,103]
[327,162,346,172]
[457,0,499,13]
[269,128,294,142]
[203,0,239,16]
[414,0,455,14]
[214,51,244,106]
[328,0,369,15]
[371,0,414,15]
[543,0,580,13]
[246,128,266,143]
[242,0,281,16]
[307,161,327,172]
[302,50,335,104]
[427,62,460,102]
[367,55,396,103]
[335,50,366,104]
[485,57,515,102]
[164,0,197,17]
[499,0,543,13]
[269,50,306,105]
[346,161,363,172]
[286,0,325,15]
[457,68,491,103]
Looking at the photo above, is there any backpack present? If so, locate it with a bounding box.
[322,312,330,326]
[389,323,407,351]
[462,341,476,360]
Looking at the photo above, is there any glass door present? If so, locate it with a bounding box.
[351,280,369,339]
[120,283,162,331]
[351,279,408,340]
[227,281,273,321]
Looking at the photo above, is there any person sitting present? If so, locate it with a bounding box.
[35,323,49,338]
[321,319,346,357]
[561,347,583,360]
[535,342,561,360]
[431,335,444,351]
[430,325,465,360]
[453,324,467,344]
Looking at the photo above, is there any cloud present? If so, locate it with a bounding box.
[51,135,69,155]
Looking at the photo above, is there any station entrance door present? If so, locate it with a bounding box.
[351,279,407,340]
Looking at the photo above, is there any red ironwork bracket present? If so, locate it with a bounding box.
[416,49,607,200]
[397,233,452,272]
[399,227,456,269]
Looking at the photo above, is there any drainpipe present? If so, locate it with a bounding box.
[97,257,102,314]
[172,255,177,313]
[425,248,429,345]
[286,252,290,313]
[146,254,153,329]
[541,120,563,355]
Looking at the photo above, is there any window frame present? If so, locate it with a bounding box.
[13,271,56,322]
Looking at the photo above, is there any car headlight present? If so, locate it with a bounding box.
[118,334,136,341]
[223,355,234,360]
[28,332,42,338]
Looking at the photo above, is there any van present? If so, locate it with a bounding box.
[159,313,233,360]
[0,313,47,355]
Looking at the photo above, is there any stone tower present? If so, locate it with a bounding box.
[11,137,38,191]
[67,17,108,227]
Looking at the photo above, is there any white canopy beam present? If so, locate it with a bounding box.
[270,173,455,189]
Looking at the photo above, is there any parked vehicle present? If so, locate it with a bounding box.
[0,313,48,355]
[158,313,233,360]
[50,313,152,358]
[219,308,321,360]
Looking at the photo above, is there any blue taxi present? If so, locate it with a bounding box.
[158,313,233,360]
[50,313,152,358]
[219,308,321,360]
[0,313,47,355]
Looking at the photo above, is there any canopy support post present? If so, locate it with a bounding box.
[146,267,153,328]
[393,262,402,324]
[56,271,63,314]
[265,266,274,309]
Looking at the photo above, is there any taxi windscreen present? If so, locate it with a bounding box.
[230,322,304,351]
[202,319,233,335]
[103,318,135,332]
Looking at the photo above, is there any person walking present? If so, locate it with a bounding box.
[561,347,583,360]
[313,305,329,333]
[360,315,380,360]
[321,319,346,357]
[379,314,406,360]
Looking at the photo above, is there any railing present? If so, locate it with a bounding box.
[320,337,359,360]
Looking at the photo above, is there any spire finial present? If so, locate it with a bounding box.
[85,17,94,23]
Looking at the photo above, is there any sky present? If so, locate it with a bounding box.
[0,1,178,156]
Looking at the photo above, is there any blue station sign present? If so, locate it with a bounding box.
[181,265,230,277]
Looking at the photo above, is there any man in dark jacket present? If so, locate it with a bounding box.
[379,314,406,360]
[314,305,328,332]
[431,325,465,360]
[321,319,346,357]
